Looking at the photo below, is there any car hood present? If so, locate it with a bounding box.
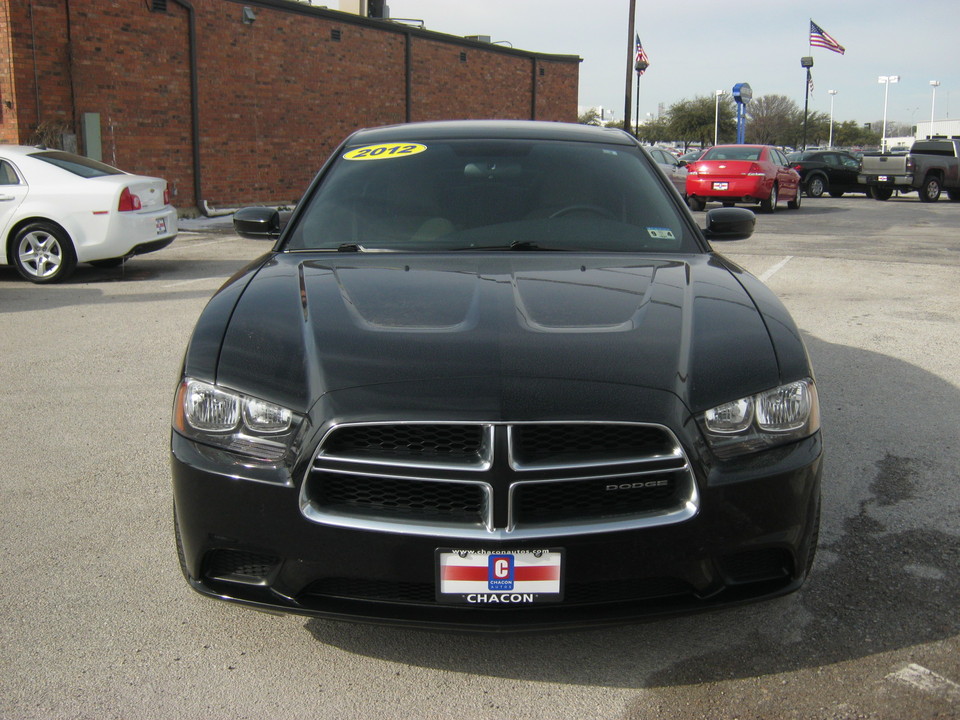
[203,253,789,416]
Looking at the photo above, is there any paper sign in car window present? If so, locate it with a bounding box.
[343,143,427,161]
[647,227,676,240]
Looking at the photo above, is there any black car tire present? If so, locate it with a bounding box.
[687,196,706,211]
[872,186,893,201]
[805,175,826,198]
[919,175,941,203]
[760,184,778,213]
[829,190,845,198]
[12,221,78,284]
[788,189,802,210]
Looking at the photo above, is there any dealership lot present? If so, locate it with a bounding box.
[2,196,958,719]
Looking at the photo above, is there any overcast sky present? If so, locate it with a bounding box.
[373,0,958,129]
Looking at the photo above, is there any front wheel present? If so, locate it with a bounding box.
[919,175,941,203]
[12,222,77,283]
[760,184,779,213]
[805,175,826,198]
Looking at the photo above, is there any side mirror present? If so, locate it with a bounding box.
[702,207,755,241]
[234,207,281,239]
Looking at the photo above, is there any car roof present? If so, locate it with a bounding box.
[344,120,639,147]
[0,144,58,158]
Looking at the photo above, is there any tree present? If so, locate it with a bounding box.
[577,107,603,126]
[832,120,880,148]
[667,96,736,148]
[635,115,672,145]
[745,95,800,146]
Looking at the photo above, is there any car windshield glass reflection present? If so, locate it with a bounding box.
[284,139,695,254]
[702,147,762,162]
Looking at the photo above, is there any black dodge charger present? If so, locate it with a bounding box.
[171,120,822,630]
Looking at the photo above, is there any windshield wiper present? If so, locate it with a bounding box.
[454,240,565,251]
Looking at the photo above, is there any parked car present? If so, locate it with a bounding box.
[678,148,707,165]
[786,149,865,198]
[858,139,960,202]
[0,145,177,283]
[172,120,822,631]
[648,146,688,195]
[686,144,802,212]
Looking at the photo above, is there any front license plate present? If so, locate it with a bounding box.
[436,548,563,605]
[156,217,167,234]
[713,182,729,190]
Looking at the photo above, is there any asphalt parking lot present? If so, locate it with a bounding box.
[2,195,958,719]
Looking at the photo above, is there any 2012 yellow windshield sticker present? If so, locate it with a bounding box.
[343,143,427,161]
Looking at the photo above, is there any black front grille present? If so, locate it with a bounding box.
[306,422,694,536]
[314,471,486,523]
[513,473,681,524]
[321,423,486,463]
[511,423,676,466]
[205,549,280,583]
[298,576,692,607]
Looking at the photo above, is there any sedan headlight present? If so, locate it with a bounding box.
[699,379,820,458]
[173,379,304,463]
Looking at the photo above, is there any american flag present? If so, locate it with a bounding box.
[635,35,649,76]
[810,20,845,55]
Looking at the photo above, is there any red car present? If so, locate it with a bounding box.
[686,144,801,212]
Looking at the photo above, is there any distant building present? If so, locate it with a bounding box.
[916,120,960,139]
[0,0,580,210]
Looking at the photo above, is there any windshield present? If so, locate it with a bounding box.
[29,151,125,178]
[283,138,698,254]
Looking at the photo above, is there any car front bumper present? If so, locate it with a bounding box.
[171,430,822,631]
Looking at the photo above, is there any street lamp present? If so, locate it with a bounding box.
[878,75,899,152]
[714,90,726,146]
[930,80,941,131]
[828,90,838,148]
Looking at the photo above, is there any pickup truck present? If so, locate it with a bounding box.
[858,139,960,202]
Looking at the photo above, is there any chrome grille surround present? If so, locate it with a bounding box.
[300,421,699,540]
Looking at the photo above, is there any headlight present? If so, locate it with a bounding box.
[173,379,302,462]
[699,379,819,458]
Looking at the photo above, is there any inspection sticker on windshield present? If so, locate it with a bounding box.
[343,143,427,161]
[436,549,563,604]
[647,227,676,241]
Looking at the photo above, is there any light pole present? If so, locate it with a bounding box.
[930,80,941,132]
[828,90,838,148]
[878,75,899,152]
[714,90,726,146]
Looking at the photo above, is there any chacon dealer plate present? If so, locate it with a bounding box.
[436,549,564,605]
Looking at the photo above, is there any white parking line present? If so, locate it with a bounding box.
[162,277,214,288]
[759,255,794,282]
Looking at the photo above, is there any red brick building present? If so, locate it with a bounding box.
[0,0,580,210]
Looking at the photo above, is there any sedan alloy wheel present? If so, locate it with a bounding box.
[13,222,77,283]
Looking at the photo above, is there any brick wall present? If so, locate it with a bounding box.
[1,0,580,209]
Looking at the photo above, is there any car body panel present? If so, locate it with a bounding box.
[686,145,801,208]
[0,145,178,269]
[648,146,688,195]
[786,150,864,195]
[207,253,781,417]
[172,121,822,629]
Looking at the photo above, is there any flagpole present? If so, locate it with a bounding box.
[635,75,641,137]
[623,0,636,136]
